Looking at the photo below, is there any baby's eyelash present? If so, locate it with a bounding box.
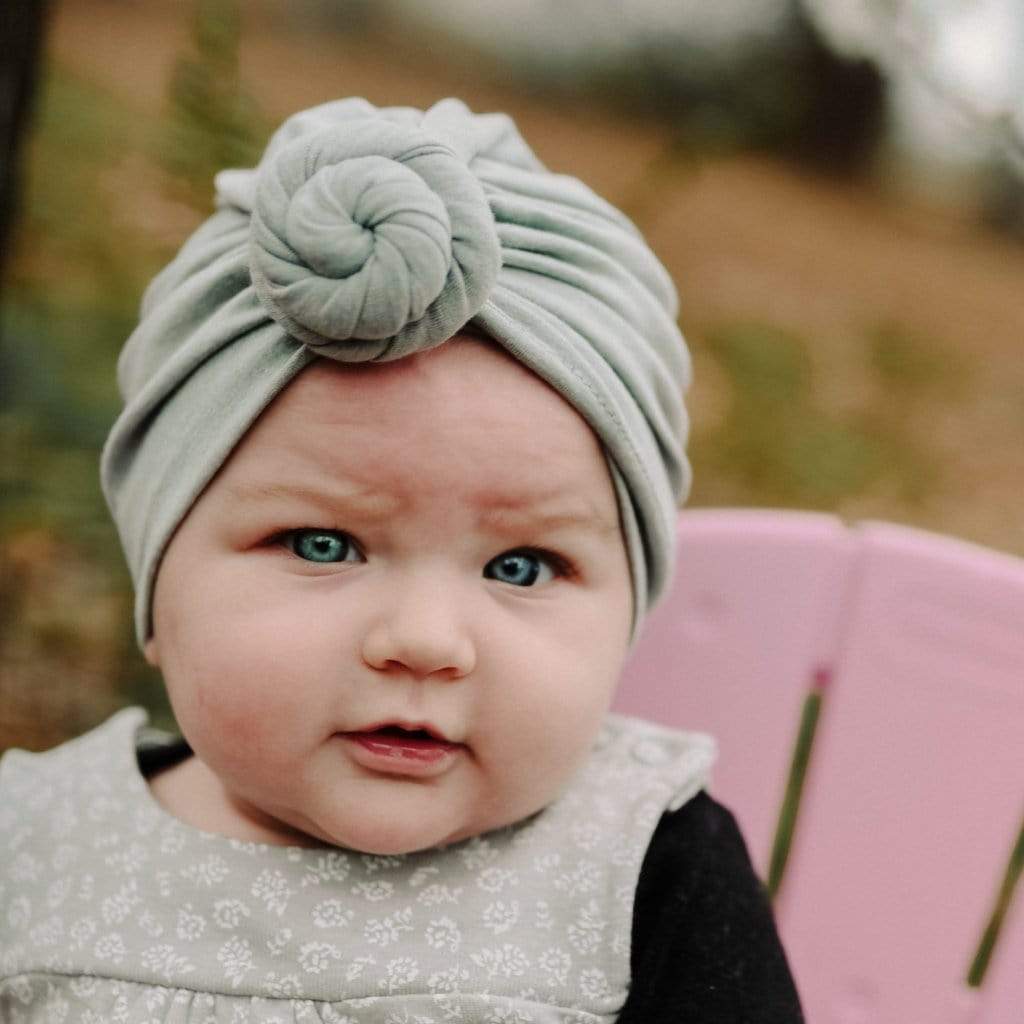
[529,548,574,575]
[268,525,350,543]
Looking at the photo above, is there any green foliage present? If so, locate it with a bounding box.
[868,320,969,396]
[16,65,161,300]
[1,62,149,544]
[160,0,267,209]
[1,295,128,532]
[707,321,811,404]
[691,321,940,508]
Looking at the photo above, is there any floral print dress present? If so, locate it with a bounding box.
[0,708,715,1023]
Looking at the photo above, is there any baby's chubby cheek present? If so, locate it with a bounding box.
[476,638,624,808]
[147,598,319,773]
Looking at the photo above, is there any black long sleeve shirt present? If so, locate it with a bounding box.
[619,791,805,1022]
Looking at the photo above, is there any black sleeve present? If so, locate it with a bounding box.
[616,790,805,1023]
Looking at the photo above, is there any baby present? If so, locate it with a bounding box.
[0,99,803,1021]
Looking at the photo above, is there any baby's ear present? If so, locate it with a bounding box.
[143,637,161,667]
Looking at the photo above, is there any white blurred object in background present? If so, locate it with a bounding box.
[804,0,1024,177]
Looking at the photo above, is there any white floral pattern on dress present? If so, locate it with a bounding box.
[0,708,715,1022]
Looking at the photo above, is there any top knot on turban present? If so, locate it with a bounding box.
[246,119,501,359]
[102,98,692,646]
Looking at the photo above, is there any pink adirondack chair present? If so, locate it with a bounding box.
[615,508,1024,1024]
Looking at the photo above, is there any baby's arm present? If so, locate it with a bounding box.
[617,791,805,1022]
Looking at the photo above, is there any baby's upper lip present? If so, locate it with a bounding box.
[348,720,461,745]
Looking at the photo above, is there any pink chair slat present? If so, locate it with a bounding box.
[777,521,1024,1024]
[615,508,856,877]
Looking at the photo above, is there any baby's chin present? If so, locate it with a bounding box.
[218,756,568,855]
[297,807,497,856]
[282,791,547,856]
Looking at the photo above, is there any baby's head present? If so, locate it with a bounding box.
[101,98,691,854]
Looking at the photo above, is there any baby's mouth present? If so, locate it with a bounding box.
[339,724,465,773]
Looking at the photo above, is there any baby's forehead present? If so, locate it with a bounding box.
[224,338,619,531]
[296,333,532,398]
[281,336,601,454]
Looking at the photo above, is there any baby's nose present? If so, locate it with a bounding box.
[360,576,476,680]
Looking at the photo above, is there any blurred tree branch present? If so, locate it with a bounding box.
[0,1,49,302]
[161,0,266,209]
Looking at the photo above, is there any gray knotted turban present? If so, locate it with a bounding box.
[100,98,691,645]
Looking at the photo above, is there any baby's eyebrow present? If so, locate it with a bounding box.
[476,501,619,538]
[226,479,617,535]
[225,479,403,517]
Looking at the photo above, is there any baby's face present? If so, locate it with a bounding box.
[146,336,632,854]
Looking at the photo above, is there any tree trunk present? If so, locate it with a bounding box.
[0,1,49,294]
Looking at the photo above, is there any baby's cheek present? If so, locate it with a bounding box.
[164,628,305,768]
[483,647,613,781]
[170,665,266,766]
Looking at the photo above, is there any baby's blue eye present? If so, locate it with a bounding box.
[287,529,358,564]
[484,550,556,587]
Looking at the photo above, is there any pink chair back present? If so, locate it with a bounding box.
[615,509,1024,1024]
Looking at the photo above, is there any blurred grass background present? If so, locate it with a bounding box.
[3,0,1023,751]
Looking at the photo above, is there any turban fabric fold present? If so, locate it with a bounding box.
[100,98,692,644]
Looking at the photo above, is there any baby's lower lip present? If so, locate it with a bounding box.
[339,731,463,776]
